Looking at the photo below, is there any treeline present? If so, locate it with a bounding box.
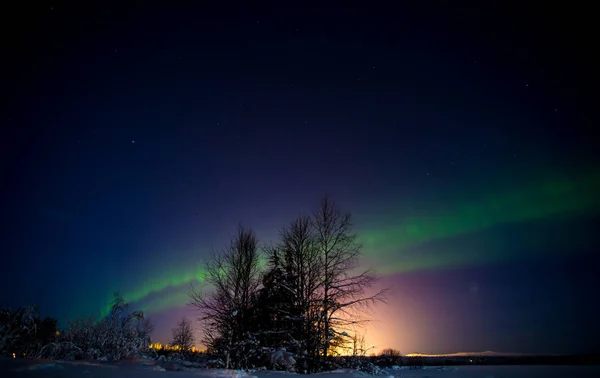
[188,197,388,372]
[0,294,154,361]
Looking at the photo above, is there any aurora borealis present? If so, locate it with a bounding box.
[361,170,600,274]
[95,169,600,320]
[3,3,598,355]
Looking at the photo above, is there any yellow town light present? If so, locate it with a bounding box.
[148,343,202,353]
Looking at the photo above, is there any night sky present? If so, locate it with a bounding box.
[2,2,599,355]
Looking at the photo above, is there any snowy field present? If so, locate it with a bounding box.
[1,359,600,378]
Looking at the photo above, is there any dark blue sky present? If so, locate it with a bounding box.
[2,2,599,354]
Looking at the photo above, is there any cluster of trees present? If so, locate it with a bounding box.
[0,294,154,361]
[0,305,58,358]
[2,196,389,373]
[49,293,155,360]
[189,197,388,372]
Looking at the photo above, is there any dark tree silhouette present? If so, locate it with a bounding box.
[380,348,402,357]
[253,198,388,372]
[188,198,388,372]
[253,248,298,349]
[188,225,262,368]
[272,215,324,372]
[171,317,194,351]
[311,196,388,360]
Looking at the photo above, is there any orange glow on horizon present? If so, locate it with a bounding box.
[148,342,203,353]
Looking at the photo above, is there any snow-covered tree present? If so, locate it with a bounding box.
[0,305,40,357]
[37,293,150,361]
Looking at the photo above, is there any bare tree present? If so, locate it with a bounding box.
[267,198,388,370]
[171,317,194,351]
[380,348,402,357]
[137,317,155,349]
[352,332,370,357]
[188,225,262,368]
[312,196,388,360]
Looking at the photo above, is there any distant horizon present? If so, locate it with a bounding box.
[404,351,545,357]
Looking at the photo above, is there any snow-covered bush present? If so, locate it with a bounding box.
[38,293,151,361]
[37,341,82,360]
[266,348,296,371]
[209,331,263,369]
[339,358,382,375]
[141,346,158,360]
[167,351,185,362]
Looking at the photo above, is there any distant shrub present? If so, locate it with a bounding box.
[380,348,402,357]
[376,348,403,366]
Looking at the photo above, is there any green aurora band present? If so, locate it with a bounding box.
[101,170,600,318]
[359,169,600,274]
[99,263,208,318]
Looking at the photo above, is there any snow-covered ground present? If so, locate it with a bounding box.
[1,359,599,378]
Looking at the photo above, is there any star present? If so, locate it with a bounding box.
[131,140,135,144]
